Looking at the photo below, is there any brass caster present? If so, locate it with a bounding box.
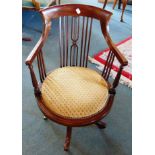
[64,127,72,151]
[120,18,124,22]
[64,141,69,151]
[43,115,48,120]
[95,121,106,129]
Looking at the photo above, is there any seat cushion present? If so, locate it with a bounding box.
[41,67,109,119]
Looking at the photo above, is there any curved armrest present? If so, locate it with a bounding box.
[25,20,51,65]
[25,19,51,94]
[110,41,128,66]
[110,41,128,88]
[100,21,128,66]
[25,36,44,65]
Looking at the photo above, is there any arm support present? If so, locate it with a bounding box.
[100,20,128,67]
[109,41,128,66]
[25,20,51,65]
[25,19,51,94]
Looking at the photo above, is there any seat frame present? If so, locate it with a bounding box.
[25,4,128,151]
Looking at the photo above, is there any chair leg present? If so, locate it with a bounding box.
[95,121,106,129]
[113,0,118,10]
[103,0,108,9]
[118,0,121,9]
[43,115,48,120]
[120,0,127,22]
[64,126,72,151]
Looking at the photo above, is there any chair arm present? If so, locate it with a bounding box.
[110,41,128,67]
[110,42,128,89]
[100,25,128,89]
[25,38,43,95]
[25,36,44,65]
[109,39,128,88]
[25,19,51,94]
[25,20,51,65]
[100,20,128,67]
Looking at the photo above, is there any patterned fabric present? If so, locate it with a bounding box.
[22,0,54,8]
[41,67,109,119]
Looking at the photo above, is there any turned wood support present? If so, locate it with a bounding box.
[64,126,72,151]
[28,65,41,96]
[95,121,106,129]
[112,65,123,88]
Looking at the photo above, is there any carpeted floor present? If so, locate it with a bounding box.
[22,1,132,155]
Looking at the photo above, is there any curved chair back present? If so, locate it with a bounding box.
[26,4,127,91]
[40,4,113,69]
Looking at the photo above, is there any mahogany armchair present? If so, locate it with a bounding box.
[25,4,128,151]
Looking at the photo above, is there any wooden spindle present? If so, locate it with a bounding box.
[37,50,46,83]
[28,64,40,95]
[62,16,66,67]
[59,16,62,67]
[65,16,69,66]
[102,50,115,80]
[83,17,89,66]
[113,65,123,88]
[80,16,85,67]
[85,18,93,67]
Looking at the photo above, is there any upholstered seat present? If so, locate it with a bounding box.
[41,67,109,119]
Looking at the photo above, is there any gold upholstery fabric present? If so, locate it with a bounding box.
[41,67,109,119]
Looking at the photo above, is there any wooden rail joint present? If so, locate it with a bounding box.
[34,87,41,96]
[109,88,116,95]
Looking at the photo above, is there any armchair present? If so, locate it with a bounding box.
[25,4,128,151]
